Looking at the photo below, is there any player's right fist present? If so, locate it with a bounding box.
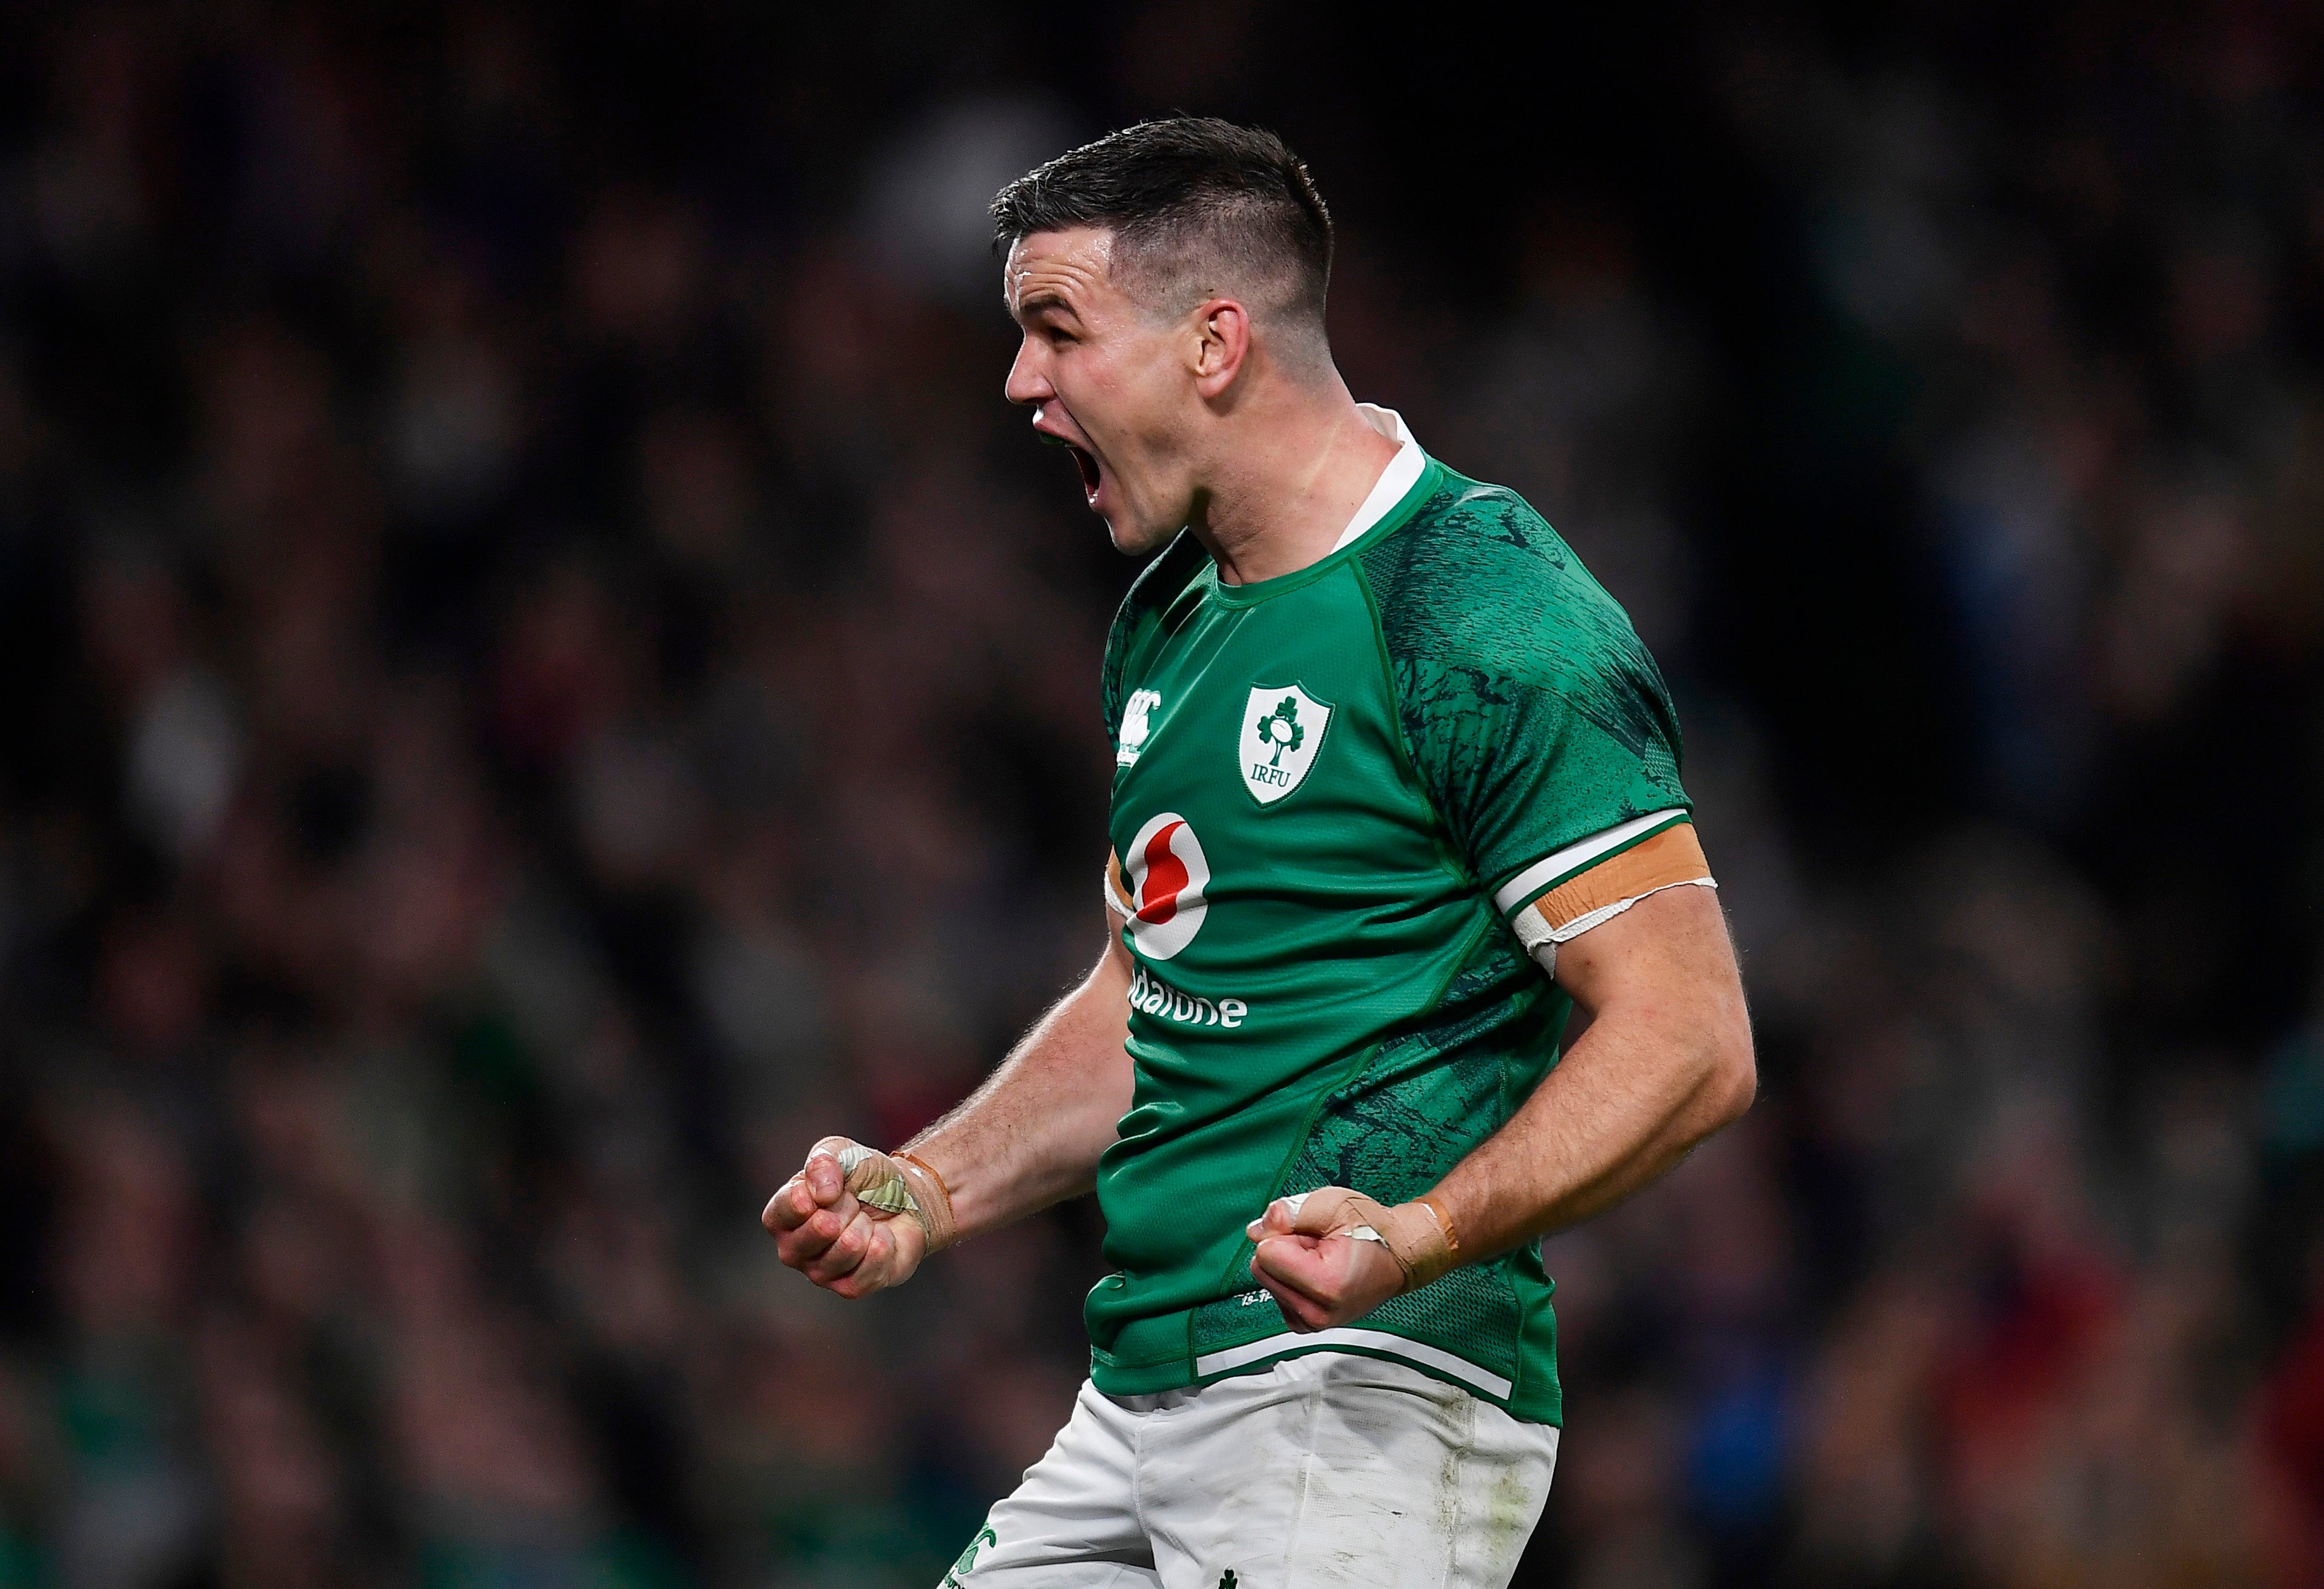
[761,1137,953,1300]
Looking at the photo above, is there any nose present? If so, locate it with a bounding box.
[1004,336,1051,409]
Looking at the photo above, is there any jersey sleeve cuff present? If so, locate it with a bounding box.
[1105,849,1135,919]
[1491,809,1692,923]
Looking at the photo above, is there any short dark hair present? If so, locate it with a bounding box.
[991,118,1334,359]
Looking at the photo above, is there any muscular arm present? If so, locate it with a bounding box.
[904,920,1137,1236]
[1431,881,1754,1251]
[1249,883,1755,1329]
[761,914,1135,1297]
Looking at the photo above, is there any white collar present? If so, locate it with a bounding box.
[1328,404,1426,553]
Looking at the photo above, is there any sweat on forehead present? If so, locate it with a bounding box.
[1005,230,1116,311]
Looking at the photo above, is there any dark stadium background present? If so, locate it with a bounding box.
[1,2,2320,1585]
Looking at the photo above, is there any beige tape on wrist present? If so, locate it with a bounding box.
[1270,1186,1461,1294]
[827,1141,958,1252]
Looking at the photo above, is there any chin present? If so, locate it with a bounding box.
[1105,513,1180,558]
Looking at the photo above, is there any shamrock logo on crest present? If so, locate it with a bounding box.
[1255,695,1305,767]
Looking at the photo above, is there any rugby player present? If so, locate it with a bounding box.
[762,117,1755,1588]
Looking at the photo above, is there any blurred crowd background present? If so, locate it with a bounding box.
[2,3,2322,1586]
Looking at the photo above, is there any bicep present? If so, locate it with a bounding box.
[1550,880,1755,1124]
[1086,893,1136,1128]
[1101,908,1133,986]
[1549,878,1738,1018]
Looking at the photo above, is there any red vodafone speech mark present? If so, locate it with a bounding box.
[1137,821,1188,924]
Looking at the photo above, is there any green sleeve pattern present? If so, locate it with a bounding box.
[1360,474,1690,901]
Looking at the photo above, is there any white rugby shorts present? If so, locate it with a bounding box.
[942,1352,1560,1588]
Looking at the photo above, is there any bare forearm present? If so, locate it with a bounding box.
[1431,888,1755,1260]
[1431,1006,1748,1257]
[902,937,1135,1240]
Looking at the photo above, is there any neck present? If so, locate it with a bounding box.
[1184,373,1402,586]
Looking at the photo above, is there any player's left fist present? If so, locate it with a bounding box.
[1245,1187,1458,1332]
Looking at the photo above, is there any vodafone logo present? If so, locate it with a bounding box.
[1121,811,1210,960]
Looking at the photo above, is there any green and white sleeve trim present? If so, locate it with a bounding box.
[1491,808,1691,922]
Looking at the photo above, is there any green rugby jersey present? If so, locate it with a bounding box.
[1090,423,1692,1426]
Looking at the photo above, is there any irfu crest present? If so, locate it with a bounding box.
[1238,684,1331,805]
[1254,697,1304,765]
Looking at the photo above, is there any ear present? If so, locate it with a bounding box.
[1189,298,1251,398]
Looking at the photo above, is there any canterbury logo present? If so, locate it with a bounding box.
[1117,689,1160,766]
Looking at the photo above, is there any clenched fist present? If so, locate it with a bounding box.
[1246,1187,1458,1331]
[762,1137,955,1300]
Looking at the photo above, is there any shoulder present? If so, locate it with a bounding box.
[1360,467,1667,711]
[1103,533,1210,720]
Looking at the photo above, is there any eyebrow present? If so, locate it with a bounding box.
[1011,290,1079,324]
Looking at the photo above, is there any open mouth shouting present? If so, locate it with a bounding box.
[1035,411,1108,513]
[1068,440,1102,506]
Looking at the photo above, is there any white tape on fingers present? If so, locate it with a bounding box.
[835,1144,922,1219]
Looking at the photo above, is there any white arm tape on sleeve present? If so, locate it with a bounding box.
[1517,877,1718,979]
